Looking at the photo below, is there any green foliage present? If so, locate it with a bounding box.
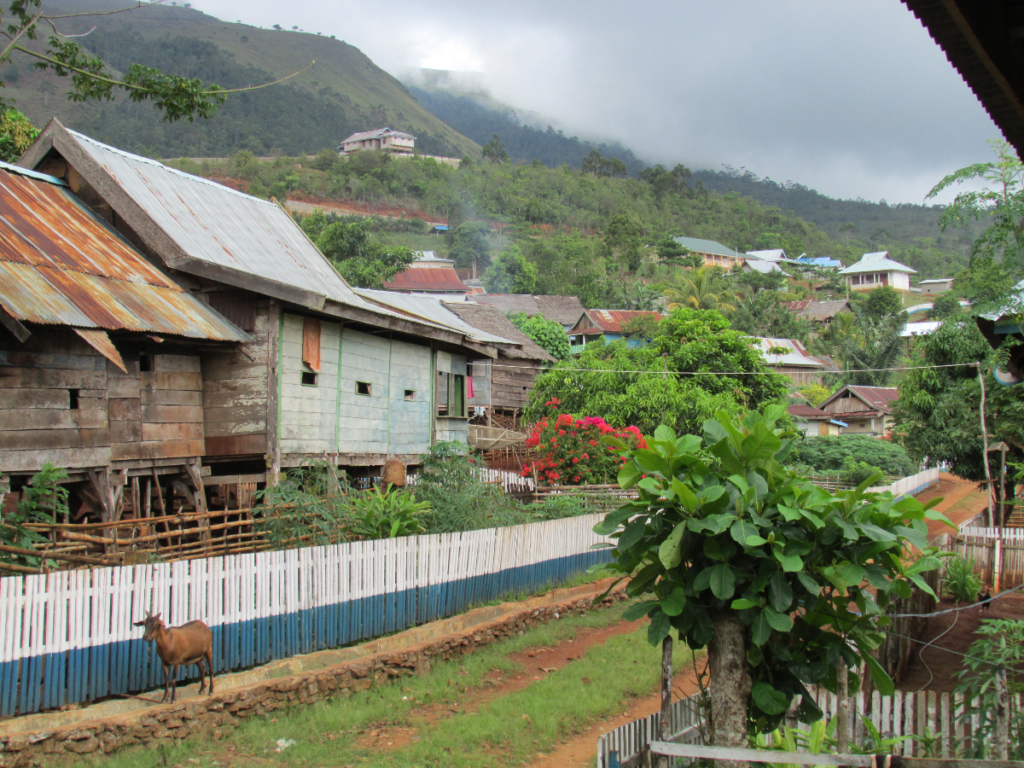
[299,210,414,288]
[595,409,947,731]
[529,493,593,520]
[526,308,788,437]
[787,435,917,479]
[620,314,661,341]
[413,442,533,533]
[638,163,692,198]
[663,267,737,312]
[928,140,1024,271]
[829,308,907,387]
[482,245,538,294]
[894,320,1024,493]
[952,257,1019,307]
[864,286,903,319]
[582,149,628,178]
[795,383,831,407]
[0,107,38,162]
[0,464,68,568]
[346,484,428,539]
[931,291,961,319]
[955,619,1024,759]
[446,221,491,270]
[508,312,570,360]
[481,133,508,164]
[944,556,982,603]
[254,460,350,548]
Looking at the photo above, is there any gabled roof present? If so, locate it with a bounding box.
[383,267,469,293]
[839,251,916,275]
[472,294,587,327]
[746,249,787,261]
[744,259,789,275]
[0,161,247,343]
[673,236,743,258]
[576,310,664,335]
[785,299,852,320]
[356,289,508,345]
[787,403,833,420]
[820,385,899,413]
[918,278,953,285]
[753,338,827,369]
[444,302,557,362]
[795,256,845,269]
[342,127,416,143]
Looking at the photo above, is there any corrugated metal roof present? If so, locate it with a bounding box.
[342,127,416,143]
[754,337,826,368]
[63,128,376,311]
[383,267,469,292]
[356,289,514,345]
[796,256,845,268]
[579,310,664,334]
[902,321,941,337]
[785,299,851,320]
[840,252,916,275]
[673,236,743,258]
[744,259,788,275]
[0,166,248,342]
[821,385,899,413]
[746,249,787,261]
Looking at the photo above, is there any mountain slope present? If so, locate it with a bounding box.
[5,1,479,158]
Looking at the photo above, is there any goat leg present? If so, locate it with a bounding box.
[161,663,171,703]
[197,658,206,695]
[205,649,214,695]
[170,663,179,704]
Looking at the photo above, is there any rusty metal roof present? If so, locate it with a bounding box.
[0,163,248,342]
[576,310,664,334]
[383,267,470,293]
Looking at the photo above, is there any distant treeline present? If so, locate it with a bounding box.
[408,86,646,175]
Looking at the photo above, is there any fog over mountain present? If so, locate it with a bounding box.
[173,0,999,203]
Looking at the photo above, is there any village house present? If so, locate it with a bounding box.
[0,160,249,523]
[18,120,498,508]
[785,299,853,328]
[839,251,916,292]
[568,310,664,353]
[673,236,746,269]
[752,338,831,386]
[471,294,587,331]
[745,249,789,262]
[794,255,844,269]
[743,259,788,276]
[786,401,843,437]
[917,278,954,295]
[818,385,899,436]
[338,127,416,155]
[383,251,471,297]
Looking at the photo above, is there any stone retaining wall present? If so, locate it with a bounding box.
[0,588,627,767]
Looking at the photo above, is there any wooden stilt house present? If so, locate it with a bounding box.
[18,122,497,504]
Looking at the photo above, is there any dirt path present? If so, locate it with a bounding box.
[922,473,990,539]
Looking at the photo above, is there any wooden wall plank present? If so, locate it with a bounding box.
[0,429,109,450]
[0,447,111,473]
[0,351,105,371]
[110,439,204,461]
[108,399,141,422]
[204,435,266,456]
[140,372,202,392]
[141,405,203,424]
[0,369,106,389]
[152,355,201,373]
[140,423,204,441]
[0,410,106,431]
[0,389,71,409]
[141,390,203,407]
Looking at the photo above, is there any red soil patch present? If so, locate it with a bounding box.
[352,618,647,752]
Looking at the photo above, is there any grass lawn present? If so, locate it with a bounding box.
[71,601,694,768]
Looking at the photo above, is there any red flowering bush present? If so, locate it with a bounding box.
[521,399,647,485]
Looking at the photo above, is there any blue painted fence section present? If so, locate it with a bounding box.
[0,513,612,717]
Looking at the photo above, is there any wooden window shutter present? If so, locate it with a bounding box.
[302,317,321,372]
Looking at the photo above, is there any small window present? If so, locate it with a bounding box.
[357,381,372,396]
[139,350,151,372]
[301,371,318,386]
[68,389,80,410]
[404,389,416,401]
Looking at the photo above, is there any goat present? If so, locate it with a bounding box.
[980,587,994,611]
[133,611,214,704]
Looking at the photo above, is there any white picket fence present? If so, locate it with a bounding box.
[866,468,941,498]
[0,513,609,718]
[946,527,1024,589]
[405,467,535,493]
[597,687,1012,767]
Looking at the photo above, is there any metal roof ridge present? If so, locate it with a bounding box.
[65,128,278,208]
[0,159,67,187]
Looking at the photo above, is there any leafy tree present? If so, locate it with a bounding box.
[526,308,788,435]
[595,409,946,744]
[927,140,1024,269]
[483,245,537,294]
[787,434,917,478]
[604,212,644,272]
[663,266,736,312]
[931,291,961,319]
[300,210,414,288]
[620,314,661,342]
[831,309,906,387]
[447,221,491,271]
[864,286,904,319]
[952,257,1018,306]
[582,148,627,178]
[481,133,509,164]
[508,312,570,360]
[730,290,809,341]
[639,163,692,199]
[795,383,831,407]
[894,320,1024,517]
[653,234,692,266]
[0,107,38,162]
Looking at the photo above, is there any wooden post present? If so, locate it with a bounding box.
[978,365,994,528]
[1000,445,1008,530]
[995,664,1009,760]
[837,658,850,752]
[993,538,1003,595]
[658,634,673,768]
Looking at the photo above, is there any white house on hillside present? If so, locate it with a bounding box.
[839,251,916,292]
[339,127,416,155]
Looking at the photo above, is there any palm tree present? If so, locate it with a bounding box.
[832,309,906,387]
[663,267,736,313]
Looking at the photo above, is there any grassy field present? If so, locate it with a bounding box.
[66,601,693,768]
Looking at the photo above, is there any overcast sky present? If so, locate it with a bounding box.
[187,0,1000,204]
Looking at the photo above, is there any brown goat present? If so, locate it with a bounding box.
[133,611,214,703]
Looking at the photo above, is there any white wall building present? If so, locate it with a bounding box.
[339,127,415,155]
[839,251,916,292]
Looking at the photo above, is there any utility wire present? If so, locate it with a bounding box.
[886,582,1024,618]
[483,361,981,376]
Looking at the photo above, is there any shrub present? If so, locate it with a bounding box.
[1,464,67,568]
[346,484,427,539]
[255,460,350,547]
[787,435,917,478]
[945,556,982,602]
[521,401,647,485]
[508,312,570,360]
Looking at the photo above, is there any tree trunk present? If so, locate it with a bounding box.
[708,613,751,768]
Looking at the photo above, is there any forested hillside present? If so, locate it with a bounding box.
[4,1,478,158]
[406,86,646,176]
